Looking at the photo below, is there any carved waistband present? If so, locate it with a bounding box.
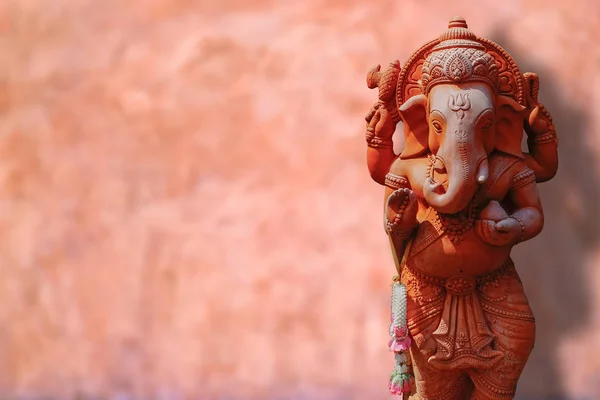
[403,260,513,371]
[404,260,511,294]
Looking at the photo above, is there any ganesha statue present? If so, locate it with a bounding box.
[364,17,559,399]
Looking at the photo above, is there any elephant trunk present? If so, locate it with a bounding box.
[423,129,487,214]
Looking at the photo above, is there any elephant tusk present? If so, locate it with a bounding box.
[477,158,489,184]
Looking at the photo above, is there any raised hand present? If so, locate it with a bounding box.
[526,103,555,137]
[385,188,419,237]
[365,60,401,145]
[366,102,396,142]
[523,72,555,139]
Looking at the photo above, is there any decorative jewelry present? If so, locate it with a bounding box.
[367,136,393,148]
[510,215,526,243]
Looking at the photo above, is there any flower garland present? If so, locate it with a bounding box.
[384,191,415,397]
[388,276,414,395]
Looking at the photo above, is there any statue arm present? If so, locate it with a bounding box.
[523,149,557,183]
[366,103,399,184]
[384,184,419,273]
[521,74,559,183]
[523,105,558,182]
[508,168,544,242]
[365,61,402,185]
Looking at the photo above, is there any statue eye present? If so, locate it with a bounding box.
[432,121,443,134]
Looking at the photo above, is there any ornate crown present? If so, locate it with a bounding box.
[396,17,526,108]
[420,18,499,94]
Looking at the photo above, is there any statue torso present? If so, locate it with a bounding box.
[387,152,524,278]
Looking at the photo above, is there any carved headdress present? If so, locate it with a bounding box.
[396,17,526,109]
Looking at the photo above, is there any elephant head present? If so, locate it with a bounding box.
[397,19,528,214]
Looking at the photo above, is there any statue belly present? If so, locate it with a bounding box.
[408,229,511,278]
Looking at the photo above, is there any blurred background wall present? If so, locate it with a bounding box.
[0,0,598,399]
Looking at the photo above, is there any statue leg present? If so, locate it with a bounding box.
[403,266,473,399]
[469,263,536,399]
[409,345,472,400]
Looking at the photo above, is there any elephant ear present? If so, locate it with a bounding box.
[495,95,529,159]
[399,94,429,159]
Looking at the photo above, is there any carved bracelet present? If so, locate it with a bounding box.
[510,216,526,243]
[511,169,536,191]
[367,135,393,148]
[385,173,410,190]
[528,130,557,145]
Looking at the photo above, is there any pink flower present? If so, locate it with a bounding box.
[389,372,414,395]
[394,326,408,339]
[390,381,402,395]
[388,336,412,352]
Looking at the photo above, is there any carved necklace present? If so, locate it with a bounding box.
[434,209,476,245]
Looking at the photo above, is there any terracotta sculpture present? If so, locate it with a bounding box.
[364,17,558,399]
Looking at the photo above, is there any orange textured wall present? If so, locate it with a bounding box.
[0,1,599,399]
